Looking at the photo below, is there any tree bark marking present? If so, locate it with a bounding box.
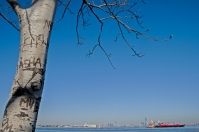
[19,98,35,109]
[2,118,13,132]
[18,57,42,69]
[43,20,52,31]
[21,34,47,52]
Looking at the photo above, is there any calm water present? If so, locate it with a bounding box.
[36,127,199,132]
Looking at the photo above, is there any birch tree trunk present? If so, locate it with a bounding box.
[1,0,57,131]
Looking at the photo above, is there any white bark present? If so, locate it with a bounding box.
[1,0,57,131]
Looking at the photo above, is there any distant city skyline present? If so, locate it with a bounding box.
[36,121,199,128]
[0,0,199,125]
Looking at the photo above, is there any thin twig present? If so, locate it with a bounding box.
[55,0,72,22]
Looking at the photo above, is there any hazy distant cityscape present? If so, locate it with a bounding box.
[37,122,199,128]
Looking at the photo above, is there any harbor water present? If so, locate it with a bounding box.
[36,126,199,132]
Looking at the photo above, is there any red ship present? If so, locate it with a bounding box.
[155,123,185,128]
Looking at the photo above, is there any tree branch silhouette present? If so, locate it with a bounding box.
[74,0,172,68]
[1,0,173,69]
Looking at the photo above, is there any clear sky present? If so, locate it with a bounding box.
[0,0,199,125]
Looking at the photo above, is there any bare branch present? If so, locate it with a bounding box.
[83,0,116,68]
[74,0,172,68]
[103,0,144,57]
[76,1,85,45]
[7,0,22,16]
[142,0,146,4]
[0,12,19,31]
[0,0,26,31]
[55,0,73,22]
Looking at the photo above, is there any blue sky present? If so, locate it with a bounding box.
[0,0,199,125]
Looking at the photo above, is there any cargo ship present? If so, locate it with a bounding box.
[155,123,185,128]
[147,121,185,128]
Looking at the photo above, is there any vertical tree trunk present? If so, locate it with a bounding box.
[1,0,57,131]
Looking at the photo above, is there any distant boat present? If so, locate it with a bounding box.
[147,121,185,128]
[155,123,185,128]
[147,122,155,128]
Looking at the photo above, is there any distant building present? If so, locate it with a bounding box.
[83,123,97,128]
[145,118,147,126]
